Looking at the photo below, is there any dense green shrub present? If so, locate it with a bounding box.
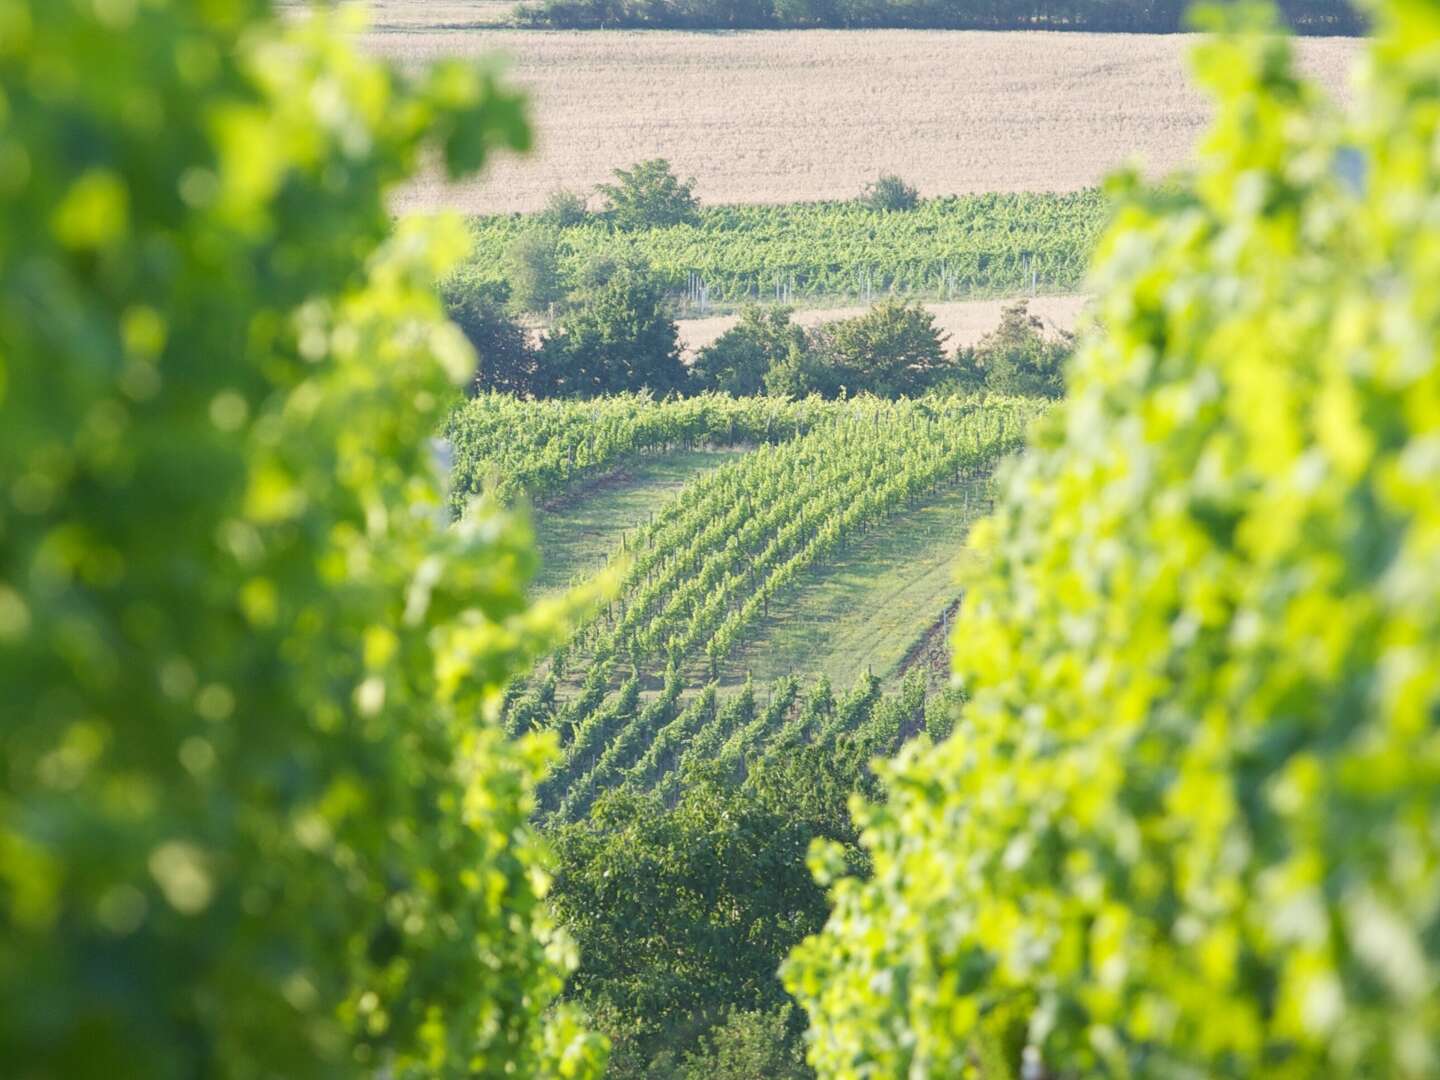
[550,779,831,1078]
[444,286,545,395]
[541,187,591,228]
[506,227,567,314]
[786,3,1440,1077]
[691,306,808,396]
[677,1006,811,1080]
[0,2,603,1077]
[596,159,700,232]
[791,300,951,399]
[539,259,686,396]
[859,174,919,213]
[763,341,840,399]
[952,299,1075,398]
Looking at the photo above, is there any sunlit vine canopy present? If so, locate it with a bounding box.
[786,1,1440,1075]
[0,1,604,1076]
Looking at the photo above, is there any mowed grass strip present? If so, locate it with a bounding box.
[530,448,748,593]
[717,482,987,690]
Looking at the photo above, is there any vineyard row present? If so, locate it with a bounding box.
[453,191,1107,305]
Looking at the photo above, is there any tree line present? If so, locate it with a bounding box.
[450,267,1073,401]
[516,0,1364,33]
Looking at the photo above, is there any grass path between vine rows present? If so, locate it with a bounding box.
[530,448,749,594]
[715,481,989,692]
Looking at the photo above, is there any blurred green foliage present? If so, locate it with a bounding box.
[550,777,830,1077]
[674,1005,811,1080]
[785,1,1440,1076]
[0,1,605,1077]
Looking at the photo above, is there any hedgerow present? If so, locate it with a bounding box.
[515,0,1364,33]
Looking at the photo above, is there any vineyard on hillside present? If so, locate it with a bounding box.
[442,391,1043,1073]
[539,668,950,824]
[445,392,846,511]
[452,192,1107,306]
[446,393,1045,823]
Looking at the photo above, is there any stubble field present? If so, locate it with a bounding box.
[358,27,1359,213]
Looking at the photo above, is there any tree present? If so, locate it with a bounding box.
[677,1006,811,1080]
[597,159,701,231]
[807,299,948,398]
[540,187,590,227]
[506,228,567,314]
[954,299,1073,398]
[539,260,685,395]
[549,776,830,1078]
[786,4,1440,1077]
[0,3,604,1078]
[858,174,919,212]
[691,306,806,395]
[444,286,543,395]
[763,339,840,398]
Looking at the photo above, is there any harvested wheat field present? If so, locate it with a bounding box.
[675,295,1090,356]
[355,27,1359,213]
